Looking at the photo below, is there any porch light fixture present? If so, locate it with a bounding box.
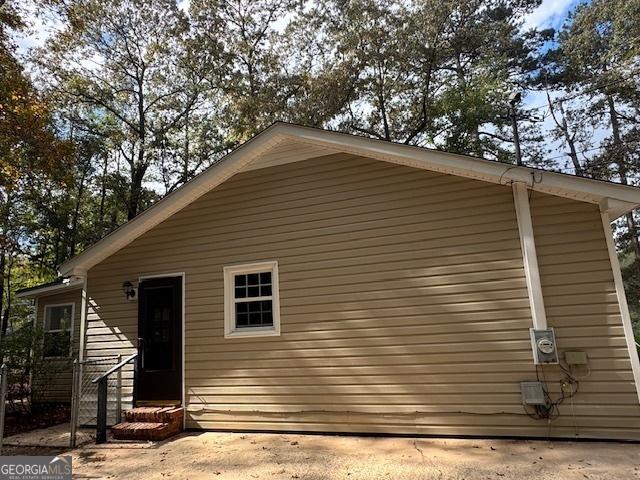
[122,281,137,300]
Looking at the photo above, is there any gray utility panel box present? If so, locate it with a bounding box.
[564,351,588,365]
[521,381,546,405]
[529,328,559,364]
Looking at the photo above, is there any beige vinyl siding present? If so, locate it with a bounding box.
[85,153,640,439]
[531,192,640,439]
[33,289,81,403]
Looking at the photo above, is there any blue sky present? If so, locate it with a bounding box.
[523,0,582,31]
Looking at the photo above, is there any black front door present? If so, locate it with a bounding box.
[136,276,182,403]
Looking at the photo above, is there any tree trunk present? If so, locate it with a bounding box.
[183,107,190,185]
[556,100,583,176]
[0,249,5,337]
[0,190,8,337]
[98,155,108,228]
[128,164,147,220]
[128,66,147,221]
[69,162,90,257]
[608,95,640,260]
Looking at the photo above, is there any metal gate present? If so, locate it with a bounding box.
[70,356,130,447]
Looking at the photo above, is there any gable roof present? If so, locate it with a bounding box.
[59,122,640,277]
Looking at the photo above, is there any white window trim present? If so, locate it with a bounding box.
[223,260,281,338]
[42,302,75,358]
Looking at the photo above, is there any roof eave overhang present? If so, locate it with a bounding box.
[58,122,640,277]
[16,278,84,299]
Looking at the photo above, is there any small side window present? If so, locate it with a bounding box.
[43,304,74,357]
[224,261,280,338]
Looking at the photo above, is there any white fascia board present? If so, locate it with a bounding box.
[512,182,547,330]
[601,210,640,404]
[59,129,286,276]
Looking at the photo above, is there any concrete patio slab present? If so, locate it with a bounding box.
[2,427,639,479]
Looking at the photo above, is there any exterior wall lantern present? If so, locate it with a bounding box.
[122,281,137,301]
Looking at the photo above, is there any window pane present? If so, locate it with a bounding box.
[248,312,261,325]
[234,272,273,299]
[248,302,260,313]
[236,312,249,326]
[248,286,260,297]
[260,284,272,296]
[236,303,249,314]
[260,272,271,284]
[234,269,273,300]
[46,306,72,332]
[236,300,273,328]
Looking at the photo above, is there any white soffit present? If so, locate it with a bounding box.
[59,122,640,276]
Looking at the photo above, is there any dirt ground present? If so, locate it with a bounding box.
[4,428,640,480]
[3,403,70,437]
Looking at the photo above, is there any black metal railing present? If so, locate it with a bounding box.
[91,352,137,444]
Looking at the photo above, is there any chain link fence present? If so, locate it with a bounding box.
[0,364,7,453]
[71,356,131,447]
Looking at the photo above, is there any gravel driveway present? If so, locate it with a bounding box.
[5,430,640,479]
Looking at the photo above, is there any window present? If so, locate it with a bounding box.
[43,303,74,357]
[224,261,280,338]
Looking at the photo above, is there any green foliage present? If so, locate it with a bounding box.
[0,322,67,410]
[36,0,200,219]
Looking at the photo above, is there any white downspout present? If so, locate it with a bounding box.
[512,182,548,330]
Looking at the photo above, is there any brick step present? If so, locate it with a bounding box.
[124,406,184,424]
[111,421,182,441]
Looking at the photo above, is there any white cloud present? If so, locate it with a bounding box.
[523,0,577,30]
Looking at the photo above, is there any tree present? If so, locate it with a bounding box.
[551,0,640,259]
[293,0,546,166]
[0,0,71,335]
[190,0,344,142]
[37,0,203,219]
[296,0,447,144]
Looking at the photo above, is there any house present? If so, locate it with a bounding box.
[18,123,640,440]
[16,278,82,403]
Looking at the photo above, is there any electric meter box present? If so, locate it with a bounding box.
[529,328,559,364]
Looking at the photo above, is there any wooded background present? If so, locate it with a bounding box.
[1,0,639,342]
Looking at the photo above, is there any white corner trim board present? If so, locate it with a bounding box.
[512,182,548,330]
[79,276,88,362]
[600,210,640,404]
